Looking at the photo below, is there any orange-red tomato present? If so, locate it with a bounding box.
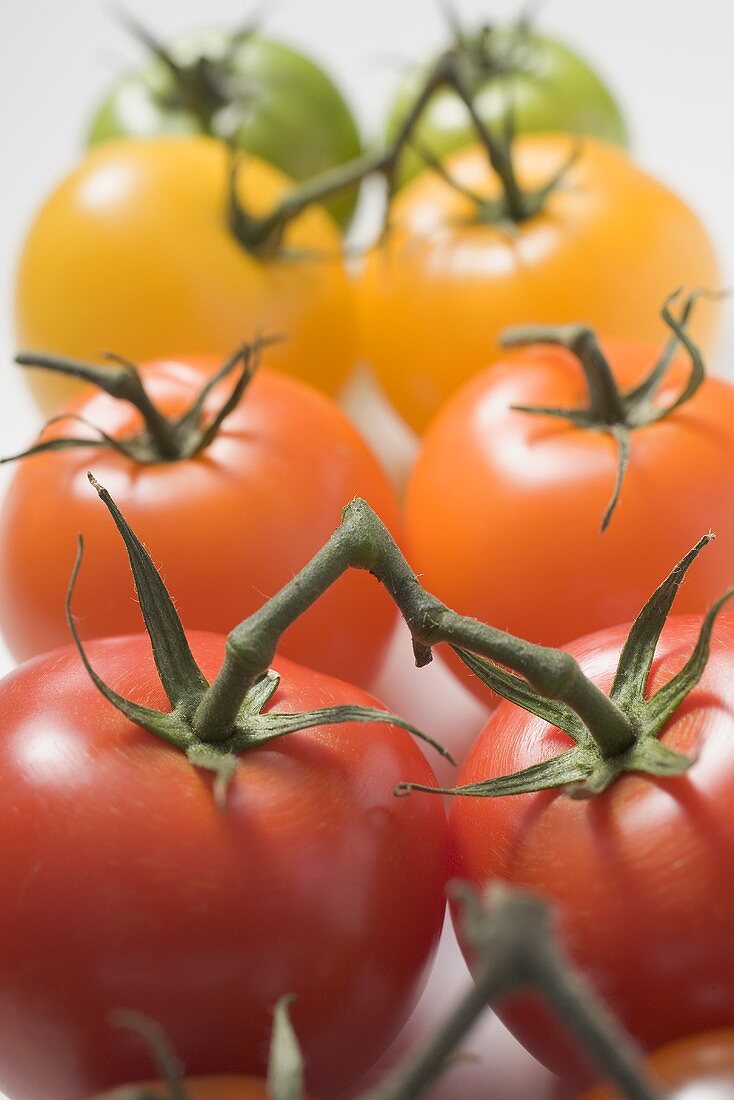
[0,357,399,688]
[360,136,721,433]
[14,137,357,411]
[581,1030,734,1098]
[406,338,734,701]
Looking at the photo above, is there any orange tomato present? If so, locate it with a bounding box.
[581,1030,734,1098]
[14,137,356,411]
[360,135,721,433]
[0,357,398,688]
[405,337,734,701]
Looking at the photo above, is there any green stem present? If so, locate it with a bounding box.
[192,499,634,754]
[228,44,561,257]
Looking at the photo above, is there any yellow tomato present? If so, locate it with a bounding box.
[360,135,721,433]
[15,137,357,410]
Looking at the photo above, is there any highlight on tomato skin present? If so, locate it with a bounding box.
[360,134,721,434]
[0,634,449,1100]
[0,353,400,690]
[580,1029,734,1098]
[405,321,734,703]
[13,136,358,413]
[448,612,734,1089]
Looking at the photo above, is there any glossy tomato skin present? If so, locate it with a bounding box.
[406,340,734,701]
[387,30,628,188]
[0,358,399,690]
[582,1029,734,1098]
[0,635,448,1100]
[360,136,720,433]
[450,615,734,1087]
[87,30,361,227]
[15,137,357,412]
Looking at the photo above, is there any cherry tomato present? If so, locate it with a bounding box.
[406,337,734,701]
[582,1029,734,1098]
[387,25,628,187]
[0,636,448,1099]
[450,615,734,1086]
[14,137,357,411]
[0,357,399,689]
[360,136,720,433]
[87,28,361,227]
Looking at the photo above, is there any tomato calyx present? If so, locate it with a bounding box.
[110,1010,187,1100]
[406,534,734,800]
[117,10,262,140]
[9,337,275,466]
[504,289,719,530]
[70,475,452,808]
[110,996,304,1100]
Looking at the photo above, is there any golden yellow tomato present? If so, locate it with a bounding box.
[360,135,721,433]
[15,137,357,410]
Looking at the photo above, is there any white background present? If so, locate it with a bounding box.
[0,3,732,1097]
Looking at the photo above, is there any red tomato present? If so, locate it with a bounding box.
[582,1029,734,1098]
[449,614,734,1087]
[0,358,399,688]
[0,635,448,1099]
[406,336,734,701]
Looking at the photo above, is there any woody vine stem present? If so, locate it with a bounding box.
[229,42,576,257]
[192,498,632,751]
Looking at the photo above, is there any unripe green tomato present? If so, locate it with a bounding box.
[387,26,629,187]
[87,29,361,227]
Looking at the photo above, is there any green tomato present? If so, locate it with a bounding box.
[387,25,629,187]
[87,28,362,227]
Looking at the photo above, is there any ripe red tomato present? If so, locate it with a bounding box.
[581,1029,734,1098]
[0,635,448,1100]
[0,356,399,688]
[449,614,734,1087]
[406,332,734,701]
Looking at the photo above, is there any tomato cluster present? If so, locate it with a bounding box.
[2,8,733,1100]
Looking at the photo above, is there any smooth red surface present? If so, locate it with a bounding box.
[583,1029,734,1098]
[0,634,448,1099]
[407,339,734,701]
[450,615,734,1086]
[0,357,400,688]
